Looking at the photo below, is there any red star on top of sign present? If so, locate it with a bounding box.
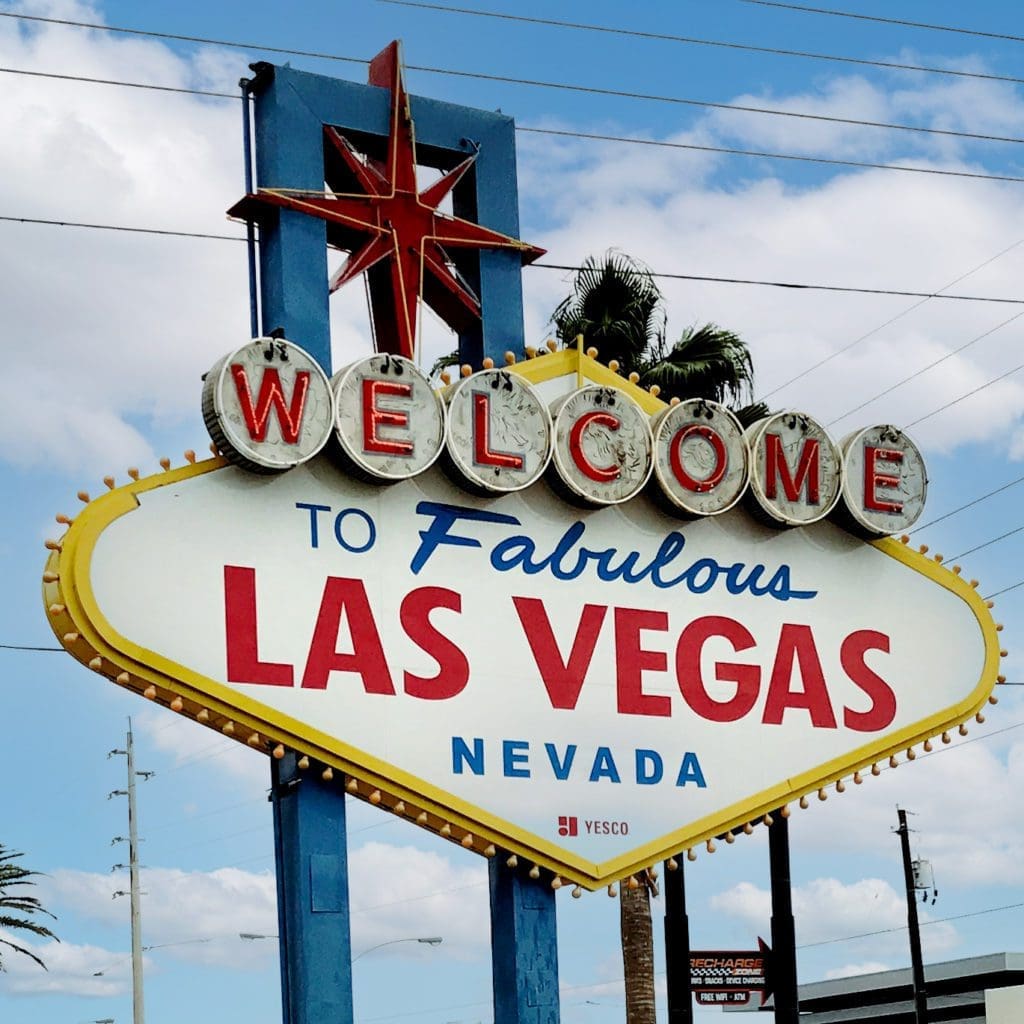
[230,41,545,360]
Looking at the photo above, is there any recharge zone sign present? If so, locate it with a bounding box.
[44,341,1000,889]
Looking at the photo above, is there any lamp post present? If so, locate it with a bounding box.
[352,937,443,962]
[240,933,444,963]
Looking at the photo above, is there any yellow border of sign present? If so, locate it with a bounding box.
[42,349,1002,890]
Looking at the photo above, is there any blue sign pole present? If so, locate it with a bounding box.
[243,52,558,1024]
[490,861,560,1024]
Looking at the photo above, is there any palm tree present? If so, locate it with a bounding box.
[0,846,57,970]
[551,251,760,417]
[551,252,762,1024]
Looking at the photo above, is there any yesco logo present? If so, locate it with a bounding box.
[558,816,630,837]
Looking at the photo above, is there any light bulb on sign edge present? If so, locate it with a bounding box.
[667,858,678,871]
[321,767,333,781]
[170,697,183,713]
[942,732,951,744]
[572,886,582,899]
[297,756,310,770]
[799,796,809,809]
[504,351,516,365]
[889,755,898,768]
[627,875,639,890]
[144,686,157,701]
[159,457,171,471]
[959,724,969,736]
[763,814,773,826]
[369,789,382,805]
[461,833,474,848]
[507,855,518,868]
[607,884,617,897]
[393,801,406,815]
[687,849,697,862]
[103,476,115,490]
[484,845,496,858]
[347,779,359,794]
[440,823,452,837]
[272,744,285,760]
[976,712,986,724]
[529,864,540,880]
[551,876,562,890]
[585,346,597,359]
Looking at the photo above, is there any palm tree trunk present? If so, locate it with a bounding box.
[620,881,657,1024]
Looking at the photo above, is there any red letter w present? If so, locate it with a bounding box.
[230,365,310,444]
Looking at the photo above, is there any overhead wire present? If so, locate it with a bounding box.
[737,1,1024,46]
[947,525,1024,563]
[6,212,1024,305]
[4,13,1024,148]
[378,0,1024,88]
[910,472,1024,534]
[904,360,1024,429]
[762,237,1024,399]
[7,63,1024,185]
[827,309,1024,425]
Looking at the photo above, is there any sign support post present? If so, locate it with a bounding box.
[664,859,693,1024]
[272,754,354,1024]
[489,861,560,1024]
[769,813,799,1022]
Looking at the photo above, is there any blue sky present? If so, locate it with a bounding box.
[4,0,1024,1022]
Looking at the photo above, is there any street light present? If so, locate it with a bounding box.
[240,933,443,962]
[351,937,443,962]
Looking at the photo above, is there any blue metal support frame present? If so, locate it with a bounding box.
[489,860,560,1024]
[271,753,354,1024]
[248,61,529,368]
[248,58,556,1024]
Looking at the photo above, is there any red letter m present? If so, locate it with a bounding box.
[764,433,820,504]
[230,364,311,444]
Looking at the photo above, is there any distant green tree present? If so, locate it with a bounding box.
[0,846,57,970]
[551,250,763,422]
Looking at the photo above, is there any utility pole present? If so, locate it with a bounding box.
[769,810,799,1024]
[897,808,928,1024]
[664,856,693,1024]
[109,720,153,1024]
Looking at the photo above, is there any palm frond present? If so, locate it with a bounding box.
[0,847,58,971]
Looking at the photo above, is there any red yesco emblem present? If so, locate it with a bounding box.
[230,42,544,360]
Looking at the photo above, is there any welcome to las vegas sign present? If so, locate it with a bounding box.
[43,340,1001,890]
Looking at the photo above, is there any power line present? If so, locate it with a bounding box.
[8,62,1024,187]
[378,0,1024,88]
[737,1,1024,45]
[0,214,245,242]
[910,472,1024,534]
[905,360,1024,428]
[0,64,237,99]
[532,261,1024,305]
[763,237,1024,399]
[0,641,61,651]
[5,214,1024,306]
[948,525,1024,563]
[517,126,1024,185]
[985,579,1024,601]
[5,13,1024,149]
[828,310,1024,425]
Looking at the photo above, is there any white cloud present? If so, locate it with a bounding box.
[824,960,892,981]
[710,877,958,958]
[0,929,135,997]
[37,840,487,972]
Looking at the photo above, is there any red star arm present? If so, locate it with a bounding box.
[324,127,388,197]
[418,152,477,210]
[330,234,395,294]
[229,190,387,239]
[368,41,417,195]
[422,240,481,320]
[431,213,546,264]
